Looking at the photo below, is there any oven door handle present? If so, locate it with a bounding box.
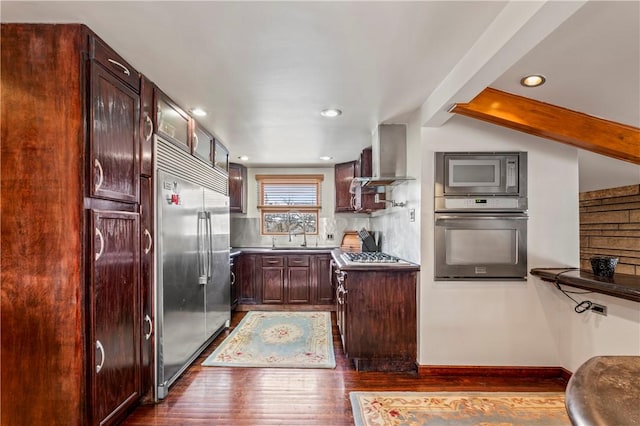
[436,214,528,222]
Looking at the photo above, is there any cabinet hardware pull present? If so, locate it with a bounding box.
[96,340,105,373]
[193,132,199,151]
[107,58,131,76]
[144,115,153,141]
[144,229,153,254]
[95,227,104,261]
[94,158,103,192]
[230,271,236,285]
[144,314,153,340]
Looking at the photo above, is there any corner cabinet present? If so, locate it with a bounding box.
[1,24,143,425]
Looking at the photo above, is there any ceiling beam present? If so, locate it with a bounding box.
[451,88,640,165]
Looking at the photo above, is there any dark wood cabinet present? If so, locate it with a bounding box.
[139,176,154,403]
[261,256,286,303]
[91,209,141,425]
[314,254,334,304]
[237,254,258,304]
[229,163,247,213]
[140,76,155,177]
[230,255,239,310]
[193,122,215,165]
[358,148,386,211]
[156,90,192,152]
[286,255,311,304]
[1,24,144,425]
[89,61,140,204]
[335,161,357,212]
[334,262,417,372]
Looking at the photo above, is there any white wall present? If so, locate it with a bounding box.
[411,115,640,370]
[578,150,640,192]
[370,111,422,264]
[418,116,579,367]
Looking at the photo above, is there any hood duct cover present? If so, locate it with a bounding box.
[358,124,414,187]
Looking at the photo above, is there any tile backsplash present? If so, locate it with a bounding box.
[230,215,371,248]
[579,184,640,275]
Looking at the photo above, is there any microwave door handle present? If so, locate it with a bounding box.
[436,215,528,220]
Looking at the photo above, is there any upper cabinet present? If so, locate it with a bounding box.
[214,140,229,174]
[229,163,247,213]
[140,76,155,177]
[89,36,140,203]
[193,122,215,166]
[156,90,191,152]
[334,148,385,213]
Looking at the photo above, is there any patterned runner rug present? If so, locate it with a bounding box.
[202,311,335,368]
[350,391,571,426]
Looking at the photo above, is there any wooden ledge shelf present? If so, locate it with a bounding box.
[531,268,640,303]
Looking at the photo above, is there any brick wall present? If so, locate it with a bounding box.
[579,184,640,275]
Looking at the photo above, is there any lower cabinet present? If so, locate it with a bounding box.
[334,265,417,372]
[91,208,141,425]
[236,252,333,307]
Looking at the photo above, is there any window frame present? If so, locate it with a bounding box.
[256,174,323,236]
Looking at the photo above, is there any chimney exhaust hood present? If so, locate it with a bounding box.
[355,124,414,188]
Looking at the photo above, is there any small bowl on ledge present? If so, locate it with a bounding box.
[590,256,618,278]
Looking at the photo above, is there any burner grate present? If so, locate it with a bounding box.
[343,252,399,263]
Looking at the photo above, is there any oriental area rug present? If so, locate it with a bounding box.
[202,311,335,368]
[350,391,571,426]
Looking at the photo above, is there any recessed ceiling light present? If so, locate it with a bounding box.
[319,156,333,161]
[238,155,249,161]
[520,74,546,87]
[320,108,342,118]
[190,107,207,117]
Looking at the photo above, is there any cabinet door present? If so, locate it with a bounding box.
[261,256,285,303]
[139,177,154,402]
[192,123,214,165]
[315,254,334,304]
[91,209,140,425]
[237,254,257,304]
[230,257,238,310]
[139,76,154,177]
[359,148,386,212]
[286,255,310,304]
[334,161,356,212]
[90,62,140,203]
[156,91,191,152]
[228,163,246,213]
[213,140,229,174]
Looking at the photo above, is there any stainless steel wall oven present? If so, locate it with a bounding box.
[434,151,528,280]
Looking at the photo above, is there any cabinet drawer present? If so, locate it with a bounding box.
[91,36,140,92]
[262,256,284,267]
[287,255,310,267]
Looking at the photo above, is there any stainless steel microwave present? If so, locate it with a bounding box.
[435,152,527,211]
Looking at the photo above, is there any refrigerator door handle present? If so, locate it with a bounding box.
[207,212,213,283]
[197,211,208,285]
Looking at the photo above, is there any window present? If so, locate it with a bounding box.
[256,174,323,235]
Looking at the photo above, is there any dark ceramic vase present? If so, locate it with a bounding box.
[590,256,618,278]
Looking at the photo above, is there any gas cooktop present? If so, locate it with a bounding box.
[341,252,401,264]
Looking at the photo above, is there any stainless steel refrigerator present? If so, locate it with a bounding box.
[155,138,230,400]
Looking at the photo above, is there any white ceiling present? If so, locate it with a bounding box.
[2,1,639,167]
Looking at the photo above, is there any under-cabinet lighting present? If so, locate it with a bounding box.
[520,74,546,87]
[319,156,333,161]
[238,155,249,161]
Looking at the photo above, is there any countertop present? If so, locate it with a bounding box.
[230,247,337,257]
[530,267,640,303]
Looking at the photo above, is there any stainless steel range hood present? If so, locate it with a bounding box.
[355,124,414,188]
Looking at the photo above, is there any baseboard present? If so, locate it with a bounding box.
[418,365,573,381]
[235,304,336,312]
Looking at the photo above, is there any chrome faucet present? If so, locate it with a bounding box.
[287,210,307,247]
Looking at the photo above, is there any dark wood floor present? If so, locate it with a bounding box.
[122,311,567,425]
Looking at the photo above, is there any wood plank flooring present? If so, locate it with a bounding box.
[122,311,567,425]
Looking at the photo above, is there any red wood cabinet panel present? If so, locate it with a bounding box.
[90,62,140,203]
[91,209,141,424]
[229,163,246,213]
[335,161,356,212]
[140,76,155,177]
[139,176,154,402]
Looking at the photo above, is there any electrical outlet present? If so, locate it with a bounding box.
[409,208,416,222]
[326,234,334,240]
[591,303,607,316]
